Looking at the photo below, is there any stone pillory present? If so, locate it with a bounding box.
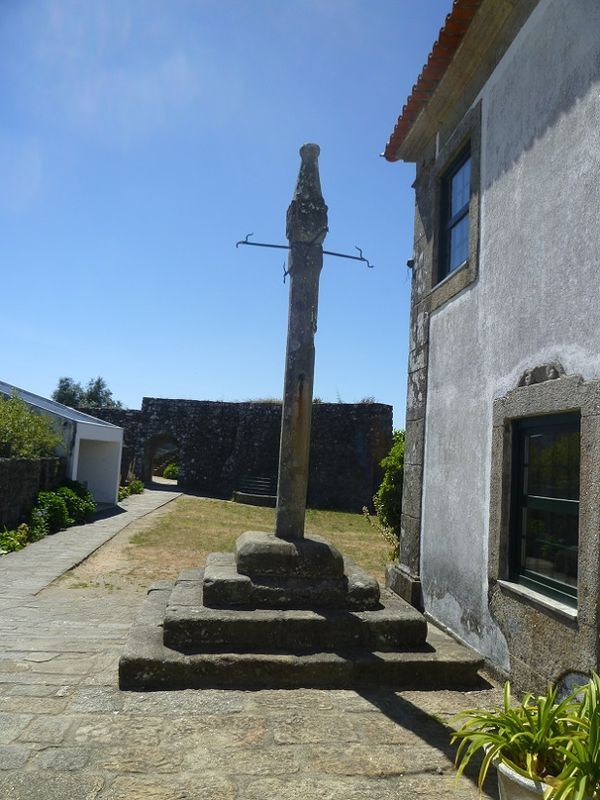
[119,145,483,690]
[276,142,328,541]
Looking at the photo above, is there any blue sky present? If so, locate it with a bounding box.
[2,0,450,426]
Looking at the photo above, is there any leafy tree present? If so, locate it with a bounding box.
[53,377,84,407]
[0,394,61,458]
[52,376,122,409]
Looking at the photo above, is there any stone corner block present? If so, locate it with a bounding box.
[386,563,423,611]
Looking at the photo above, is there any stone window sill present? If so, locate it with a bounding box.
[426,258,475,313]
[434,259,468,289]
[497,579,577,622]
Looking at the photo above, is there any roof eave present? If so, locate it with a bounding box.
[385,0,540,164]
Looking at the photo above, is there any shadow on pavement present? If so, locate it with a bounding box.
[358,689,500,799]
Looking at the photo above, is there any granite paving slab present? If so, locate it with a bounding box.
[0,489,500,799]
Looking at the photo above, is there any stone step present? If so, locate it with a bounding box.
[202,552,379,610]
[232,491,277,508]
[119,584,485,691]
[164,576,425,653]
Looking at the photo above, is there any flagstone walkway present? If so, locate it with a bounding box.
[0,487,500,799]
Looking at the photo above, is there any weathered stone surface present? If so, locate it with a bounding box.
[120,586,483,690]
[0,713,32,744]
[0,773,104,800]
[105,774,236,800]
[30,745,90,771]
[386,563,423,610]
[164,585,425,653]
[93,400,392,513]
[203,554,252,607]
[0,457,65,530]
[235,531,344,579]
[344,557,380,609]
[0,745,30,770]
[185,550,379,611]
[275,143,328,540]
[121,688,246,716]
[18,715,72,744]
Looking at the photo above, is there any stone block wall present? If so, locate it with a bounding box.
[93,399,392,512]
[0,457,66,529]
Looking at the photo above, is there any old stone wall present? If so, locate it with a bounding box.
[0,457,66,529]
[92,399,392,512]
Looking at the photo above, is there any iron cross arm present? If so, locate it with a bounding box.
[235,233,375,269]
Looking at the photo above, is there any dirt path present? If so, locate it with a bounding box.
[58,502,189,598]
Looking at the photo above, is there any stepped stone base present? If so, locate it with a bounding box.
[119,583,484,690]
[203,553,380,610]
[163,569,425,652]
[119,531,484,691]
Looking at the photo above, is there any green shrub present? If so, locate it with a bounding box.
[56,486,94,525]
[0,394,61,458]
[28,507,49,541]
[118,485,130,502]
[376,430,405,535]
[362,430,405,560]
[62,478,95,502]
[127,479,144,495]
[163,463,179,480]
[58,480,96,520]
[2,481,97,557]
[0,524,29,555]
[33,491,71,534]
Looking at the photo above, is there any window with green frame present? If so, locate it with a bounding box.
[510,413,580,605]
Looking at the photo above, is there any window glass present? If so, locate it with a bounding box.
[450,158,471,218]
[520,507,578,590]
[512,415,580,602]
[449,215,469,272]
[527,429,580,501]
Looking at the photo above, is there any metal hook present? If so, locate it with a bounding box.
[355,246,374,269]
[235,233,254,248]
[283,262,290,284]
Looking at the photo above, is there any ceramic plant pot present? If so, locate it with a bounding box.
[496,760,547,800]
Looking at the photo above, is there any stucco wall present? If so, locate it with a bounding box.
[420,0,600,674]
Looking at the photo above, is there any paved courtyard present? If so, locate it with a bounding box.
[0,488,500,799]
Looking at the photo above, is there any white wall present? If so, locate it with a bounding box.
[75,438,121,504]
[421,0,600,668]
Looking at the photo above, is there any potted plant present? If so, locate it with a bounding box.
[451,673,600,799]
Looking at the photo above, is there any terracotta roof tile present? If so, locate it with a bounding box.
[383,0,483,161]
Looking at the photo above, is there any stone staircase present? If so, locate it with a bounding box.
[232,476,277,508]
[120,531,484,691]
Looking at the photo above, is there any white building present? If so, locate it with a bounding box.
[385,0,600,689]
[0,381,123,505]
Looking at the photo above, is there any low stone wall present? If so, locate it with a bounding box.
[0,457,66,529]
[93,399,393,512]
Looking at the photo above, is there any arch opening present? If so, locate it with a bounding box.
[143,432,180,485]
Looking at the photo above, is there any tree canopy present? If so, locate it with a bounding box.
[52,377,122,409]
[0,394,61,458]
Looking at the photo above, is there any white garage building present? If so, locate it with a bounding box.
[0,381,123,505]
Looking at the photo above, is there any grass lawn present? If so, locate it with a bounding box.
[130,496,391,583]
